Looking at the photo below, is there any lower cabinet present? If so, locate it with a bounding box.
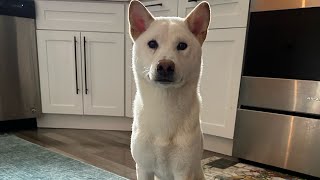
[37,30,124,116]
[200,28,247,139]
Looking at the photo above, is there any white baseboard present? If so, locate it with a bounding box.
[37,114,132,131]
[203,134,233,156]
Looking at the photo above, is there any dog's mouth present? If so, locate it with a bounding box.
[153,77,184,88]
[154,75,175,84]
[147,73,183,87]
[155,79,174,84]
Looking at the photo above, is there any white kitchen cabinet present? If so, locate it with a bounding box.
[37,30,124,116]
[82,32,124,116]
[178,0,250,29]
[35,0,130,131]
[200,28,247,139]
[37,30,83,114]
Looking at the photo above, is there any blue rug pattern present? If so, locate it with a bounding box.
[0,134,127,180]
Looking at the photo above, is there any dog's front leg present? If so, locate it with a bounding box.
[136,165,154,180]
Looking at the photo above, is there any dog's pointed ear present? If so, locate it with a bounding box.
[185,2,211,45]
[128,0,155,41]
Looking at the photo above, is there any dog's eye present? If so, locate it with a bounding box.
[148,40,158,49]
[177,42,188,51]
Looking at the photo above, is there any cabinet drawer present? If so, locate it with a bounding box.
[179,0,250,29]
[143,0,178,17]
[36,1,124,32]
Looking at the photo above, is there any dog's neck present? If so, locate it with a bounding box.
[133,77,201,137]
[136,77,199,107]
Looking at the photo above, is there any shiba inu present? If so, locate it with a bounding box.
[128,1,211,179]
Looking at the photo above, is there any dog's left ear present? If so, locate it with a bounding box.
[185,2,211,45]
[128,0,155,41]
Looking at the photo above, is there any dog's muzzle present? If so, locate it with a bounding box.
[154,60,175,84]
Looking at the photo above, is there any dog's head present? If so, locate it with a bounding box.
[129,0,211,88]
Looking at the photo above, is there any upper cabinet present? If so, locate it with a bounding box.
[36,1,124,32]
[178,0,250,29]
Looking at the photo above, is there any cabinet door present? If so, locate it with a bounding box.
[200,28,246,139]
[81,32,124,116]
[178,0,250,29]
[37,30,83,114]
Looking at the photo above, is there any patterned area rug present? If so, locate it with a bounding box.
[0,135,127,180]
[202,156,304,180]
[0,134,307,180]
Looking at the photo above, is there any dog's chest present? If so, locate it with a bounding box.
[131,132,185,171]
[132,134,172,162]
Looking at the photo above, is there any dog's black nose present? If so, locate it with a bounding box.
[157,60,175,76]
[155,60,175,83]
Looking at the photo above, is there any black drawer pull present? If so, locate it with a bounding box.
[145,3,162,7]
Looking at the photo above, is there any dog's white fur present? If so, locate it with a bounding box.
[128,1,211,179]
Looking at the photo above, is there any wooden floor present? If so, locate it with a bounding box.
[15,128,218,179]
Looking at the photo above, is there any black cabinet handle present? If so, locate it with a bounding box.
[74,36,79,94]
[188,0,198,2]
[145,3,162,7]
[83,36,88,94]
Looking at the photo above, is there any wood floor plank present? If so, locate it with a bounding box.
[95,147,136,170]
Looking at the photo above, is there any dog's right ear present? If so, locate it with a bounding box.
[128,0,154,41]
[185,2,211,45]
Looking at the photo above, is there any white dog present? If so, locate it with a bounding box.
[128,1,211,179]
